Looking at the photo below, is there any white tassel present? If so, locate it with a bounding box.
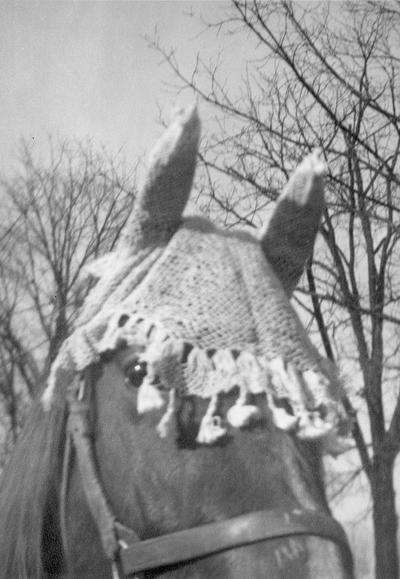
[303,368,330,391]
[269,358,308,414]
[268,395,298,432]
[142,326,171,368]
[196,394,227,444]
[211,349,238,392]
[268,357,289,397]
[151,337,185,391]
[137,377,165,414]
[227,403,261,428]
[212,349,237,375]
[227,386,261,428]
[186,347,212,377]
[297,411,332,440]
[236,351,269,394]
[302,369,332,410]
[196,415,227,444]
[157,389,176,438]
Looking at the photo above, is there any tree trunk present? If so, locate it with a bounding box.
[371,455,398,579]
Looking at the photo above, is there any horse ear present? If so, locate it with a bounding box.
[120,106,201,251]
[260,149,326,296]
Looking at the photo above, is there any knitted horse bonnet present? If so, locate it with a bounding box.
[42,107,350,454]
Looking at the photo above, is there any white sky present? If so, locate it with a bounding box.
[0,1,244,174]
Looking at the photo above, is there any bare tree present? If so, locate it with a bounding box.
[154,1,400,577]
[0,137,135,450]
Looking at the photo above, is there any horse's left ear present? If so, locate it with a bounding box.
[260,149,326,296]
[120,106,201,252]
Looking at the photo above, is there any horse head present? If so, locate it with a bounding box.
[0,107,353,578]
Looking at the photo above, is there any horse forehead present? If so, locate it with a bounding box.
[143,219,269,298]
[130,218,279,348]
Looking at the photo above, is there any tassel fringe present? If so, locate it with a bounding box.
[196,394,227,444]
[137,378,165,414]
[227,403,261,428]
[157,389,176,438]
[42,312,350,453]
[226,384,261,428]
[268,395,298,432]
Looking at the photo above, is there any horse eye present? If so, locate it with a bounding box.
[125,360,147,388]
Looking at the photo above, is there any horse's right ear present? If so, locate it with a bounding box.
[120,106,201,252]
[260,149,326,296]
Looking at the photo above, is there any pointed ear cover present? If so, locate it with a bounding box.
[120,106,201,251]
[260,149,326,295]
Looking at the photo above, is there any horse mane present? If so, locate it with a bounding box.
[0,392,68,579]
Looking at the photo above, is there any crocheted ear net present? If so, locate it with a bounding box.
[42,106,350,455]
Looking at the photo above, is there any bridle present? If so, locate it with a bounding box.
[63,369,353,578]
[61,367,353,579]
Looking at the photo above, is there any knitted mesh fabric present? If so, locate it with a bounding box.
[42,106,351,455]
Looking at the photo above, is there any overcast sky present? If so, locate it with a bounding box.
[0,1,246,176]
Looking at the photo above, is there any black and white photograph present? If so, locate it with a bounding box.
[0,2,399,578]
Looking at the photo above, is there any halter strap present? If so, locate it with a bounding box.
[65,371,353,577]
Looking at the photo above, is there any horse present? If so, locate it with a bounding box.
[0,107,353,578]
